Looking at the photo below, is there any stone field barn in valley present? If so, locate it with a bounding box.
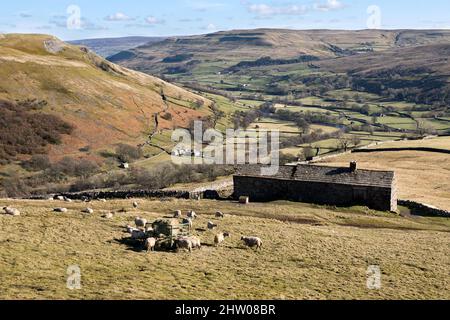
[234,162,398,212]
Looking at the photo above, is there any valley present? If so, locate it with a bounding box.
[1,25,450,302]
[108,29,450,165]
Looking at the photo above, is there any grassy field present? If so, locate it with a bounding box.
[0,198,449,300]
[319,138,450,211]
[368,136,450,151]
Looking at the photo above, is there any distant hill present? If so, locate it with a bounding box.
[69,36,165,58]
[107,28,450,107]
[0,34,211,162]
[109,29,450,76]
[317,43,450,104]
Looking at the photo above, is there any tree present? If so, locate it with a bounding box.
[351,136,362,147]
[22,155,51,171]
[371,115,378,124]
[338,137,352,151]
[115,144,143,163]
[302,146,316,160]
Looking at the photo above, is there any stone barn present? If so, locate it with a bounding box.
[233,162,398,212]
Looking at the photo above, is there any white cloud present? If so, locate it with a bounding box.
[19,12,32,18]
[207,23,217,30]
[314,0,345,12]
[248,4,308,16]
[187,1,225,12]
[244,1,346,17]
[145,16,165,25]
[49,15,107,31]
[104,12,134,21]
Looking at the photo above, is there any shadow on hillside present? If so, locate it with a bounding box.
[114,237,146,253]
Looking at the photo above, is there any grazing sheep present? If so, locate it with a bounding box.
[63,197,73,203]
[56,196,64,201]
[173,210,182,218]
[189,236,202,250]
[175,238,192,252]
[131,229,147,240]
[102,212,114,219]
[135,217,147,229]
[215,211,225,218]
[187,210,197,219]
[132,201,139,209]
[3,207,20,216]
[144,238,157,252]
[54,208,68,213]
[207,221,218,230]
[98,199,107,203]
[241,236,263,250]
[182,218,193,230]
[82,208,94,214]
[126,225,139,234]
[214,232,230,247]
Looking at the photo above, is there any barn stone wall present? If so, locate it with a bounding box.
[233,176,396,212]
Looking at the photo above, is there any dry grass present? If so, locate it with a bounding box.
[319,142,450,211]
[0,198,449,300]
[368,136,450,151]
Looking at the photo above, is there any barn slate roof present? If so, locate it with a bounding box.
[234,164,395,188]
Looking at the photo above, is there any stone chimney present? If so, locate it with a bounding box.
[350,161,358,172]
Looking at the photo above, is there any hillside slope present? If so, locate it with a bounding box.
[0,34,211,161]
[109,29,450,76]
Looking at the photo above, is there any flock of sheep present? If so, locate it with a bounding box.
[126,207,263,253]
[2,198,263,254]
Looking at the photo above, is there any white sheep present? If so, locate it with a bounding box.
[182,218,193,231]
[214,232,230,247]
[144,238,157,252]
[54,208,68,213]
[173,210,182,218]
[82,208,94,214]
[126,225,139,234]
[135,217,147,229]
[207,221,218,230]
[215,211,225,218]
[187,210,197,219]
[63,197,73,203]
[102,212,114,219]
[3,207,20,216]
[188,236,202,250]
[241,236,263,250]
[56,196,64,201]
[132,201,139,209]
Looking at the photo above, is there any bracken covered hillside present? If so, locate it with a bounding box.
[0,34,212,161]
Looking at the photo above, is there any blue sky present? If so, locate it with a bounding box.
[1,0,450,40]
